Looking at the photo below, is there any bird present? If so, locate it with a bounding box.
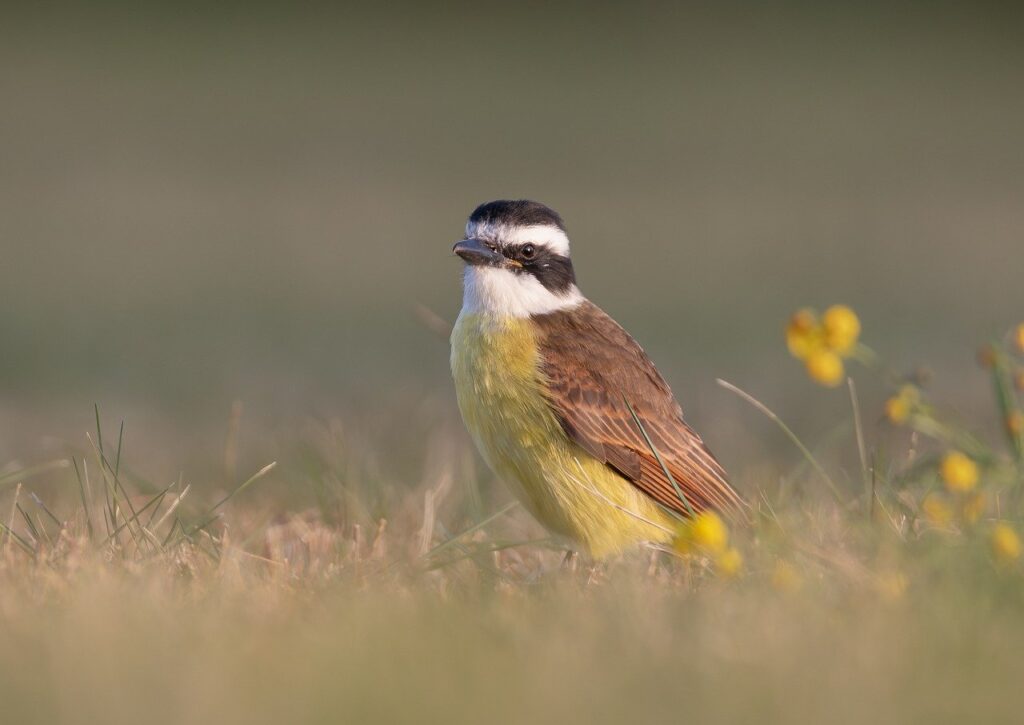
[450,200,745,558]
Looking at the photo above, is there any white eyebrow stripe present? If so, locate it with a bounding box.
[464,222,570,256]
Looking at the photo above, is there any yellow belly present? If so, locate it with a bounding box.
[450,311,677,558]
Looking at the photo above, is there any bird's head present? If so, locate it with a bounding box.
[453,200,582,317]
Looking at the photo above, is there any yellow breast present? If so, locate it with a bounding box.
[450,311,677,557]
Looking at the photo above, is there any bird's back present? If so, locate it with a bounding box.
[532,301,745,520]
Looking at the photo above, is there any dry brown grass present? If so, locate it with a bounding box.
[1,395,1022,724]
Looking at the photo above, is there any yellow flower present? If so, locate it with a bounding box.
[921,493,953,526]
[786,305,864,386]
[1006,411,1024,438]
[786,309,821,360]
[940,451,979,493]
[672,511,730,556]
[715,547,743,577]
[1014,323,1024,354]
[962,492,986,525]
[884,395,909,424]
[991,523,1021,564]
[689,511,728,554]
[805,349,845,387]
[771,560,803,593]
[884,386,919,424]
[822,305,861,355]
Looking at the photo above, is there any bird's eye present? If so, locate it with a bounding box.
[520,244,536,260]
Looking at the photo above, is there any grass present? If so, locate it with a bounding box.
[1,483,1022,724]
[3,549,1021,725]
[3,319,1024,724]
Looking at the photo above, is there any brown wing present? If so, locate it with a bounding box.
[533,301,746,520]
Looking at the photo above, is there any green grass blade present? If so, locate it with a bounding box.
[0,521,35,556]
[164,464,275,550]
[423,501,519,560]
[94,404,104,461]
[17,503,39,542]
[100,482,176,546]
[30,493,61,528]
[208,462,277,515]
[622,394,696,517]
[72,458,95,541]
[847,377,871,508]
[115,420,125,478]
[0,460,71,490]
[718,378,844,504]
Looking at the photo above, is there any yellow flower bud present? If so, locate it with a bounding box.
[885,396,909,424]
[940,451,979,493]
[1006,411,1024,438]
[921,493,953,526]
[688,511,728,554]
[1015,370,1024,393]
[805,349,845,387]
[771,560,803,593]
[822,305,861,355]
[1014,323,1024,355]
[991,523,1021,564]
[884,385,920,424]
[715,547,743,577]
[977,344,996,369]
[786,309,821,360]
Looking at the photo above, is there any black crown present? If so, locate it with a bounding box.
[468,200,566,232]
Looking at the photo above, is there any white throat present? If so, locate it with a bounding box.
[461,266,583,318]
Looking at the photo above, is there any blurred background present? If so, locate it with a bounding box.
[2,2,1022,489]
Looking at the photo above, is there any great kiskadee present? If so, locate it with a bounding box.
[450,200,744,558]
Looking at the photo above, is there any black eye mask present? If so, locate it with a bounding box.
[503,243,576,293]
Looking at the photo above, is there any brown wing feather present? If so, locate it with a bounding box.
[533,302,746,520]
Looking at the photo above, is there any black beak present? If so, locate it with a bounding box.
[452,238,504,266]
